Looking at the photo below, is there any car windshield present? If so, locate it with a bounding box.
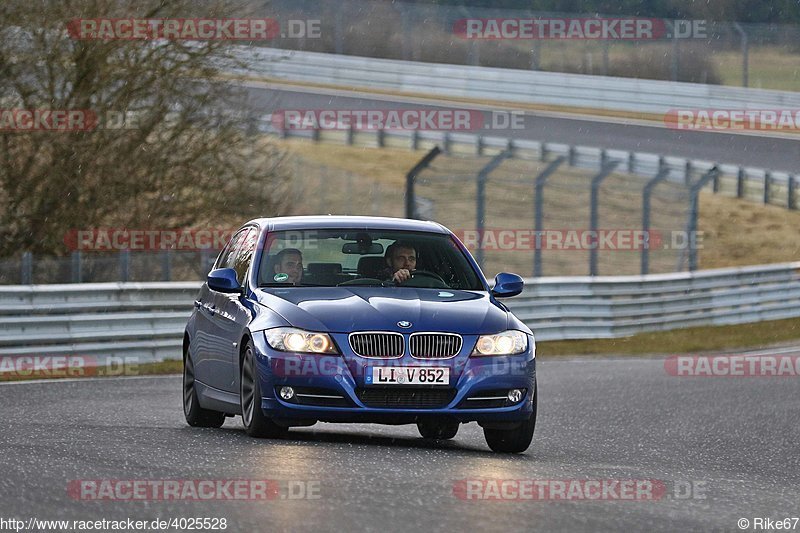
[258,229,483,290]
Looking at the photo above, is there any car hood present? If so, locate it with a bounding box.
[251,287,508,334]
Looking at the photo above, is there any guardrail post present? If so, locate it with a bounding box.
[568,145,576,166]
[119,250,130,282]
[763,171,771,204]
[161,250,172,281]
[539,142,548,162]
[21,252,32,284]
[71,251,82,283]
[737,167,745,198]
[682,166,720,272]
[377,128,385,148]
[475,150,513,269]
[789,175,797,210]
[411,130,419,150]
[311,127,320,142]
[589,160,621,276]
[442,132,450,155]
[712,168,720,193]
[641,167,670,275]
[684,160,692,185]
[475,135,483,156]
[533,156,566,277]
[405,146,441,219]
[627,152,635,173]
[346,124,354,146]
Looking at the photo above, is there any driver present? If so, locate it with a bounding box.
[381,241,417,284]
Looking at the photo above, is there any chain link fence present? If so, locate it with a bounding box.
[411,149,698,278]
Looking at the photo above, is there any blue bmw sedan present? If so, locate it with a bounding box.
[183,216,537,453]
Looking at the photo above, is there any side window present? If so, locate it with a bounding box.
[232,228,258,285]
[215,230,247,271]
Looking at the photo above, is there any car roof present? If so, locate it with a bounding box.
[245,215,450,234]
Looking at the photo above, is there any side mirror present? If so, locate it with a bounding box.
[207,268,243,293]
[492,272,524,298]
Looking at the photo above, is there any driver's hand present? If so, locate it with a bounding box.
[392,269,411,283]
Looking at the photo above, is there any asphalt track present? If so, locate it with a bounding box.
[1,350,798,532]
[242,84,800,173]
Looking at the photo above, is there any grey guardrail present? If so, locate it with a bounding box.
[228,47,800,114]
[1,262,799,363]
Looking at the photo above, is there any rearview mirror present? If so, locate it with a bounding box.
[492,272,524,298]
[342,242,384,255]
[207,268,243,293]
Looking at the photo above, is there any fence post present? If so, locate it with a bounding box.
[533,156,566,277]
[683,166,720,272]
[763,171,771,204]
[119,250,130,282]
[21,252,32,285]
[71,251,82,283]
[377,128,385,148]
[161,250,172,281]
[737,167,745,198]
[405,146,442,219]
[641,166,670,275]
[589,160,621,276]
[789,175,797,210]
[346,124,354,146]
[200,249,211,276]
[568,145,576,166]
[475,150,513,269]
[442,132,451,155]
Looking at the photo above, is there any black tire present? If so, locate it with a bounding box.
[417,418,460,440]
[483,386,537,453]
[183,351,225,428]
[240,339,288,438]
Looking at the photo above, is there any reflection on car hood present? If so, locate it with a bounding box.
[252,287,508,334]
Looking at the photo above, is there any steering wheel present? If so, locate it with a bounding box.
[402,269,448,288]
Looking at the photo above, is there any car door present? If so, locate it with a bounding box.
[195,228,248,391]
[212,226,259,392]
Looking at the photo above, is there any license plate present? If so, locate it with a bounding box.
[368,366,449,385]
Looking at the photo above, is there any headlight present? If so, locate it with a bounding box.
[264,328,339,354]
[471,330,528,356]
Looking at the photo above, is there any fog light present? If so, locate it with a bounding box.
[279,386,295,400]
[507,389,523,403]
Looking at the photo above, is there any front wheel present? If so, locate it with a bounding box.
[483,386,537,453]
[183,351,225,428]
[241,340,288,438]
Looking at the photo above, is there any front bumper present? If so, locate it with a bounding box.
[252,332,536,425]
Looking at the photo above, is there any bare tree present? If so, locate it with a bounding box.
[0,0,292,256]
